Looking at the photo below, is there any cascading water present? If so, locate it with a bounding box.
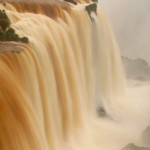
[0,1,150,150]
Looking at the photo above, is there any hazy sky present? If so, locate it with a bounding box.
[100,0,150,63]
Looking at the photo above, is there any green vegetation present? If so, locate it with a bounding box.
[92,0,98,3]
[0,10,29,43]
[0,19,10,31]
[85,3,97,21]
[64,0,77,5]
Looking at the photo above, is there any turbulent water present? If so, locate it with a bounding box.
[0,1,150,150]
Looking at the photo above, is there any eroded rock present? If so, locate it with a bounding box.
[97,106,106,117]
[121,143,150,150]
[141,126,150,147]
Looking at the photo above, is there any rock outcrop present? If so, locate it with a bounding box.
[141,126,150,147]
[122,56,150,81]
[121,143,150,150]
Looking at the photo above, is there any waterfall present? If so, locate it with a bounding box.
[0,1,145,150]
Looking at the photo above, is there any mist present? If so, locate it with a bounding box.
[100,0,150,64]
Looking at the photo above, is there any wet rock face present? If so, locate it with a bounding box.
[96,106,106,117]
[121,143,150,150]
[141,126,150,147]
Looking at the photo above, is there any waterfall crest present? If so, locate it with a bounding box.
[0,1,128,150]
